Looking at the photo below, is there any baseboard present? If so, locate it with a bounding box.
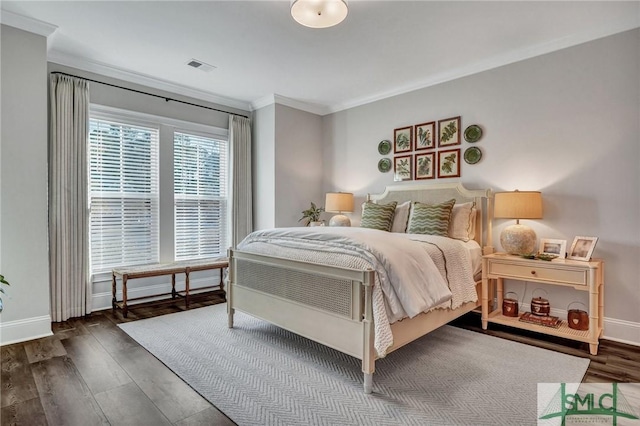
[602,317,640,347]
[92,277,222,311]
[0,315,53,346]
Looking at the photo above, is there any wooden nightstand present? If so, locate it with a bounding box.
[481,253,604,355]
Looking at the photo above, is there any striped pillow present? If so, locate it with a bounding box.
[360,202,397,231]
[407,199,456,236]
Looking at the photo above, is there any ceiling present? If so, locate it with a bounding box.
[2,1,638,115]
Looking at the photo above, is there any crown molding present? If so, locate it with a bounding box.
[48,51,252,113]
[252,94,329,116]
[327,18,640,114]
[0,9,57,37]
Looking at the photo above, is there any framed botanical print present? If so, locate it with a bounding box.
[393,126,413,153]
[438,116,461,147]
[414,121,435,150]
[394,155,413,181]
[415,152,435,180]
[437,149,460,178]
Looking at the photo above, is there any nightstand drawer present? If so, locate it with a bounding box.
[488,262,587,286]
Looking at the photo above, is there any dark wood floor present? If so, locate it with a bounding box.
[2,293,639,425]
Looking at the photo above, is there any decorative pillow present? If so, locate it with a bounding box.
[448,202,476,241]
[406,199,456,236]
[391,201,411,233]
[360,201,397,231]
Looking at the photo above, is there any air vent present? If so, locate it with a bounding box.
[186,59,216,73]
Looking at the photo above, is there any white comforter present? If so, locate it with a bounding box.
[236,227,477,356]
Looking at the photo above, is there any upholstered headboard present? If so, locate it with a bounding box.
[367,182,494,253]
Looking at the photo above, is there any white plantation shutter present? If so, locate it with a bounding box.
[89,117,159,273]
[174,132,228,260]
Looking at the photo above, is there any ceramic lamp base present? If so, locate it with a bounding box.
[329,214,351,227]
[500,224,536,255]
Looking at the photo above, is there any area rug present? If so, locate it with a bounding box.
[119,304,589,425]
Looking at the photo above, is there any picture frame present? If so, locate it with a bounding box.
[393,126,413,153]
[437,148,460,178]
[414,121,435,150]
[394,155,413,181]
[438,116,461,147]
[415,152,435,180]
[568,236,598,261]
[539,238,566,257]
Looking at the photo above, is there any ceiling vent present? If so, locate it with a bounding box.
[186,59,216,72]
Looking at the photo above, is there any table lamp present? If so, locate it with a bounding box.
[494,190,543,255]
[325,192,354,226]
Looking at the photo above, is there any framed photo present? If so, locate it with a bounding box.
[568,236,598,261]
[437,148,460,178]
[393,126,413,153]
[438,116,461,147]
[414,121,435,150]
[539,238,566,257]
[394,155,413,181]
[415,152,435,180]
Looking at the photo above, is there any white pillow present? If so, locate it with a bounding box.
[448,202,476,241]
[391,201,411,233]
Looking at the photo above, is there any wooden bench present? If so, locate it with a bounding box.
[112,257,228,317]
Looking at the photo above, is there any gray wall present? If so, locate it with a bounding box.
[252,103,324,229]
[274,104,324,227]
[0,25,51,343]
[322,29,640,344]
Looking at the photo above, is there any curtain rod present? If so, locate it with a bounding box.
[50,71,249,119]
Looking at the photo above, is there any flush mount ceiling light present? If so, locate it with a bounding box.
[291,0,348,29]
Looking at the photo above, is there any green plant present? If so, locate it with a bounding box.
[299,202,324,225]
[0,274,10,313]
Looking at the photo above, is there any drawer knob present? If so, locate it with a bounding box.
[531,270,536,275]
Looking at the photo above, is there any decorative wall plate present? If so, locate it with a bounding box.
[464,147,482,164]
[378,158,392,173]
[378,139,392,155]
[464,125,482,143]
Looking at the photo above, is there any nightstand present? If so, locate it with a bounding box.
[481,253,604,355]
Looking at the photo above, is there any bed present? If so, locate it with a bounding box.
[227,182,493,393]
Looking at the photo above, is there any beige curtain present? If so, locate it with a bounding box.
[229,115,253,248]
[49,74,90,321]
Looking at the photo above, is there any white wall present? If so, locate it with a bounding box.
[0,25,52,344]
[322,29,640,344]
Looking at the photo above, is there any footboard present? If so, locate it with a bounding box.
[228,249,376,366]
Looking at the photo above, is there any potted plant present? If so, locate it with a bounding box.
[0,274,9,313]
[299,202,324,227]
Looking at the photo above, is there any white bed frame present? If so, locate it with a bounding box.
[228,182,493,393]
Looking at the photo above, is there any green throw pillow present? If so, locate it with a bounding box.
[360,202,397,231]
[407,199,456,236]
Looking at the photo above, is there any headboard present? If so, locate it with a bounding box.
[367,182,494,253]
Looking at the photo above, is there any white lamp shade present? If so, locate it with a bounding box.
[291,0,348,28]
[325,192,354,213]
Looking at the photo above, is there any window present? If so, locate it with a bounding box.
[89,117,159,274]
[174,132,228,260]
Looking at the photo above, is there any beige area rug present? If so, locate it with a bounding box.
[120,303,589,425]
